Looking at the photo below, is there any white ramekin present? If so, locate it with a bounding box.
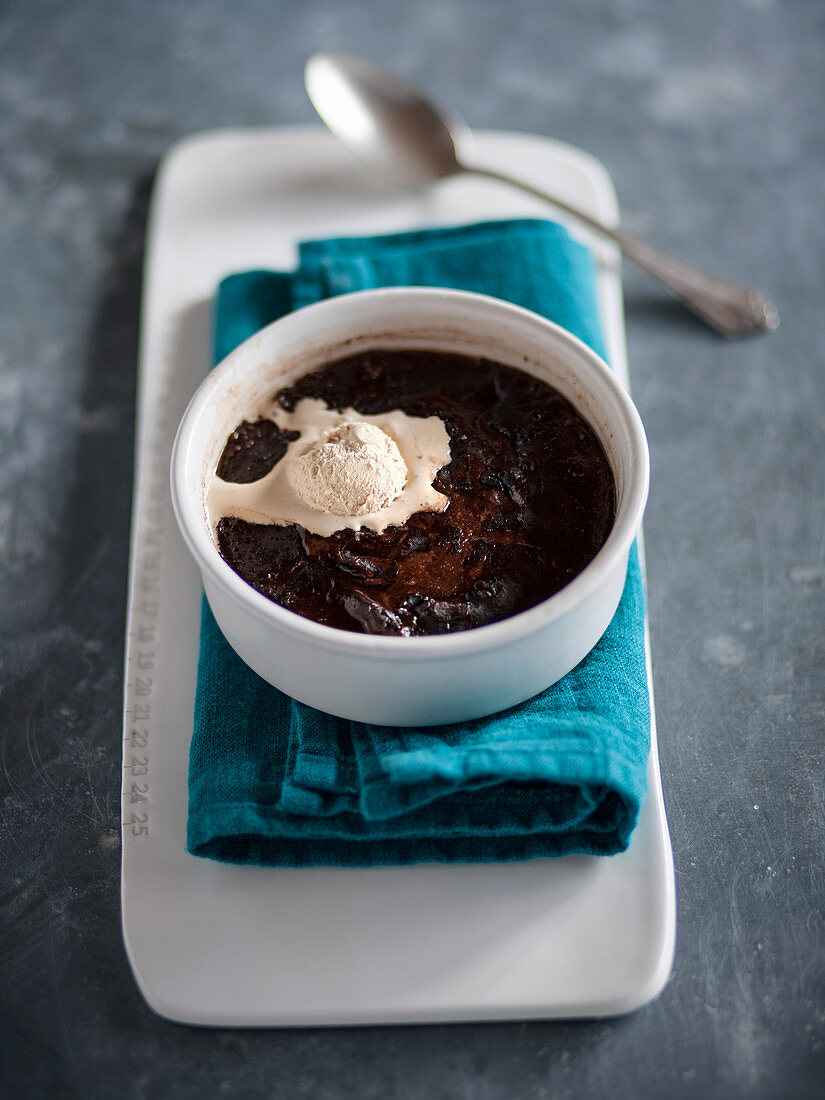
[171,287,649,726]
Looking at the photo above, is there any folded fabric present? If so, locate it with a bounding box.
[188,218,650,868]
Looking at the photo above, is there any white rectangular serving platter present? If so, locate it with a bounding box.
[121,127,676,1026]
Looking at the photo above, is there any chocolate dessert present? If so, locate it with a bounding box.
[212,349,616,636]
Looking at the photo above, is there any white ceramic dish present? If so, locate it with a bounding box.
[121,127,675,1025]
[171,287,649,726]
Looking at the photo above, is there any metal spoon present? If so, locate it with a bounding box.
[305,53,778,338]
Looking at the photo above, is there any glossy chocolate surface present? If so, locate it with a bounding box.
[215,349,615,635]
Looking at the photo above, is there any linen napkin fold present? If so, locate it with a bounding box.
[188,218,650,867]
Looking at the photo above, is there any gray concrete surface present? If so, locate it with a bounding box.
[1,0,823,1096]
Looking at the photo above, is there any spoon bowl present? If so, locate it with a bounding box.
[305,53,465,189]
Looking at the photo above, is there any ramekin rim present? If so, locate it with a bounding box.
[170,286,649,660]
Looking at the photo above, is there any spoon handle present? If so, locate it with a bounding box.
[470,165,778,338]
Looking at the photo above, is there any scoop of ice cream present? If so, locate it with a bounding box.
[287,421,408,516]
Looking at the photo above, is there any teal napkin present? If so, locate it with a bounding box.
[188,218,650,867]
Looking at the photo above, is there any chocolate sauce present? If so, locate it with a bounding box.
[215,349,616,636]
